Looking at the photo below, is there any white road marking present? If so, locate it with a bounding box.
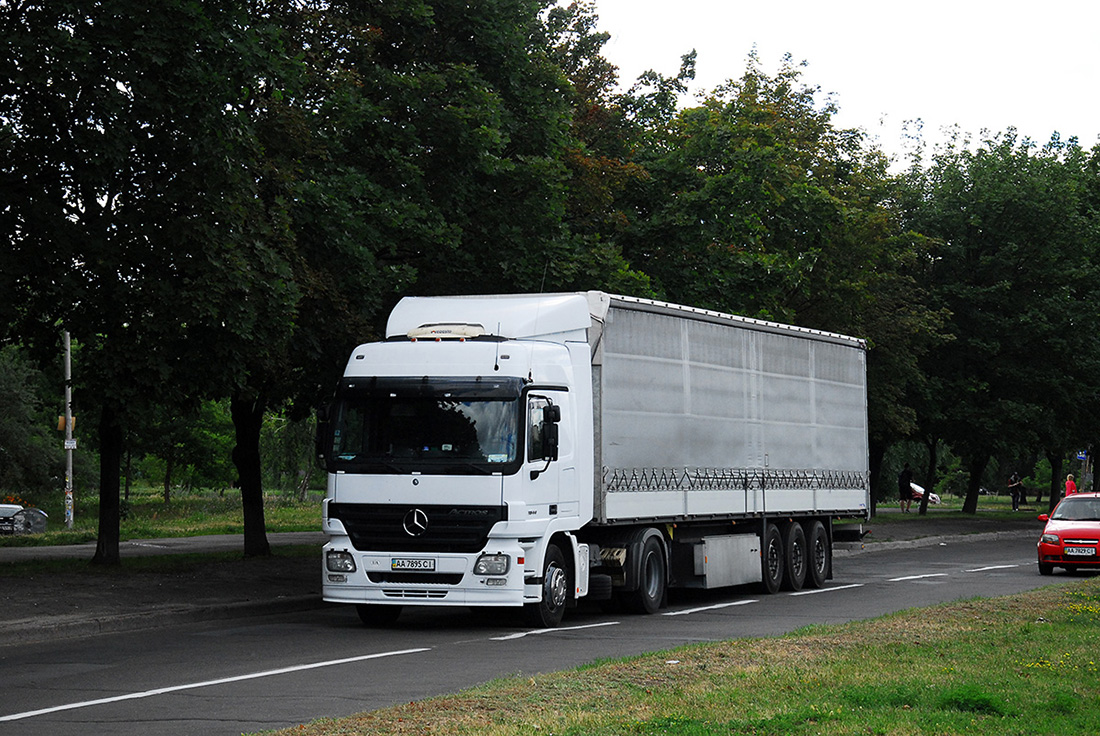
[490,621,620,641]
[0,648,431,723]
[889,573,949,582]
[964,564,1020,572]
[790,583,864,596]
[662,599,758,616]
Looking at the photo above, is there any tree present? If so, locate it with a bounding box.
[0,345,61,494]
[1,1,298,563]
[903,131,1100,513]
[543,0,655,295]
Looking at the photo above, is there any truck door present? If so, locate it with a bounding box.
[524,393,566,515]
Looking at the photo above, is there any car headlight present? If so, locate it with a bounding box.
[326,550,357,573]
[1040,533,1060,545]
[474,553,510,575]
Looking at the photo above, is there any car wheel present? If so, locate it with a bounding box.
[1038,560,1054,576]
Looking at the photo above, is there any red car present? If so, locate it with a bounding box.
[1037,492,1100,575]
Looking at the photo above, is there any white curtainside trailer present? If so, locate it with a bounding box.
[320,292,869,627]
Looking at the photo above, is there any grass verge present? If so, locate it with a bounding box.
[261,577,1100,736]
[0,484,321,547]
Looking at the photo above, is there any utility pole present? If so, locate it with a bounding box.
[63,330,75,529]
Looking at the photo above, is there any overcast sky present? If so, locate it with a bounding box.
[591,0,1099,165]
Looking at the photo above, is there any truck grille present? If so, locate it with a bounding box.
[329,503,506,553]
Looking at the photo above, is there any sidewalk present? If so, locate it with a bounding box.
[0,513,1042,646]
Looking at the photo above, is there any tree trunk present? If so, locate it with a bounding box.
[961,452,988,514]
[92,404,123,566]
[124,445,132,502]
[297,462,314,503]
[1047,451,1063,514]
[868,439,886,517]
[232,391,271,558]
[163,452,174,505]
[918,437,938,516]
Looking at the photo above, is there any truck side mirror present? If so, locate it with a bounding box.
[542,421,559,462]
[530,401,562,479]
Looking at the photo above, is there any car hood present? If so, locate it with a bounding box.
[1042,519,1100,536]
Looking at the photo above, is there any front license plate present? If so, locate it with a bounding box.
[391,558,436,571]
[1065,547,1096,557]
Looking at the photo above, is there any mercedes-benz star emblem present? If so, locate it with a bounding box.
[402,508,429,537]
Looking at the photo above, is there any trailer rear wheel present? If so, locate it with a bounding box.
[626,536,666,614]
[760,523,785,594]
[524,544,568,628]
[782,522,807,591]
[805,521,830,589]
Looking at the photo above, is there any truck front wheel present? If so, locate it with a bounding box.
[525,544,568,628]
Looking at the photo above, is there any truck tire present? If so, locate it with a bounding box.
[782,522,807,591]
[760,523,785,594]
[356,604,402,627]
[626,536,666,614]
[805,520,830,588]
[525,544,568,628]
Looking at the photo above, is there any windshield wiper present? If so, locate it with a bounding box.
[442,461,499,475]
[356,458,407,474]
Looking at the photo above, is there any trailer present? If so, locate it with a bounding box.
[320,292,869,626]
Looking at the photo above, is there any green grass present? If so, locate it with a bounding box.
[260,579,1100,736]
[0,483,322,547]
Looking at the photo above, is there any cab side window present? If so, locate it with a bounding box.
[527,396,551,462]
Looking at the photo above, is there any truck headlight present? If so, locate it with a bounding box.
[474,554,510,575]
[1040,533,1060,545]
[326,550,357,573]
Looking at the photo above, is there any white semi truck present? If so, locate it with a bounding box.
[320,292,869,627]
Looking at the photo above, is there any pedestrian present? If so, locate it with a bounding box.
[1065,473,1078,497]
[898,463,915,513]
[1008,472,1022,511]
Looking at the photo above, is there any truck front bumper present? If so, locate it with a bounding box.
[322,537,530,607]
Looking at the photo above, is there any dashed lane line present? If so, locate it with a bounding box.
[490,621,621,641]
[888,573,950,582]
[0,648,431,723]
[662,599,759,616]
[790,583,864,596]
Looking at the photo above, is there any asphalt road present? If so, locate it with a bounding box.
[0,531,1077,736]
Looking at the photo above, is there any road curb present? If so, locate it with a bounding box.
[835,528,1035,557]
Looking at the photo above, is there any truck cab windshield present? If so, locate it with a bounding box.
[328,377,523,475]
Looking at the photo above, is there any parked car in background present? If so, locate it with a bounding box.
[0,503,49,535]
[910,483,941,505]
[1037,492,1100,575]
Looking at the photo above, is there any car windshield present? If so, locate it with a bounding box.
[1052,497,1100,521]
[329,377,522,474]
